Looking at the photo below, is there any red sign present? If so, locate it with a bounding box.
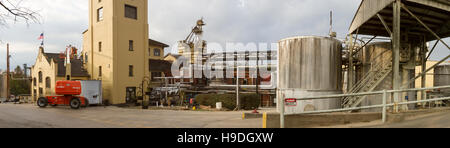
[285,98,297,107]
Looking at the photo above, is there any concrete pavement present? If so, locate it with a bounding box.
[0,103,261,128]
[368,111,450,128]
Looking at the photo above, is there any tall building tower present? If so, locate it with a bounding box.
[83,0,149,104]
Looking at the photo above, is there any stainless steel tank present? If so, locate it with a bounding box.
[434,64,450,92]
[278,36,343,114]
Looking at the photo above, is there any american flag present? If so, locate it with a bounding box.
[38,33,44,40]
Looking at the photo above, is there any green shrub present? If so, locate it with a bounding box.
[195,93,260,110]
[240,93,260,110]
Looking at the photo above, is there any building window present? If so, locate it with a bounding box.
[151,72,162,81]
[125,5,137,20]
[45,77,51,88]
[39,88,43,95]
[129,65,134,77]
[129,40,134,51]
[38,71,43,83]
[97,7,103,22]
[33,78,37,86]
[85,53,88,63]
[99,66,102,77]
[154,48,161,56]
[99,42,102,52]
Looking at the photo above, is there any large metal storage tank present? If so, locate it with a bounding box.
[434,64,450,92]
[278,36,342,114]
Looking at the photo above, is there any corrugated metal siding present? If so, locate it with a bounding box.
[434,65,450,87]
[407,0,450,11]
[349,0,395,34]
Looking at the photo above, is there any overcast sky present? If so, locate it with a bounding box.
[0,0,448,71]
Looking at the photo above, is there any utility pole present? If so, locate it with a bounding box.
[6,43,10,101]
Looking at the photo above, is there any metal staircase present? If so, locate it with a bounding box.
[342,58,393,108]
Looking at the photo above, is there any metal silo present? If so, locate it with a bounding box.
[277,36,343,114]
[434,64,450,92]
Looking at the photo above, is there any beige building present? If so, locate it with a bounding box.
[31,47,90,102]
[415,60,450,101]
[82,0,170,104]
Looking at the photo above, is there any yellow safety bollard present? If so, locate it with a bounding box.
[262,112,267,128]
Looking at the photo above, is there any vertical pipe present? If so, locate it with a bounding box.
[382,90,387,123]
[348,35,354,91]
[280,94,285,128]
[393,0,401,112]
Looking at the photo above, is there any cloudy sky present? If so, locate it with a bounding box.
[0,0,448,71]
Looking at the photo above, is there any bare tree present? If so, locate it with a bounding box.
[0,0,40,26]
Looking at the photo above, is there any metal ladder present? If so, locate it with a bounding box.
[342,58,393,108]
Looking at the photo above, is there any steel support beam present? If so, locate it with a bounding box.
[421,37,427,102]
[401,3,450,50]
[353,36,377,56]
[402,54,450,88]
[392,0,401,112]
[426,41,439,60]
[377,13,393,37]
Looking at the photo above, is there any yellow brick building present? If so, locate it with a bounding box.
[31,47,90,102]
[415,60,450,101]
[82,0,170,104]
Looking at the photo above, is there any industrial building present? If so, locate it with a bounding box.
[278,0,449,114]
[81,0,170,104]
[22,0,448,111]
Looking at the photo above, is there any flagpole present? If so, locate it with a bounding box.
[42,32,44,47]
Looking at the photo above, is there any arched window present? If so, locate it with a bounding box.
[45,77,51,88]
[38,71,43,83]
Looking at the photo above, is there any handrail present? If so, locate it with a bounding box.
[281,85,450,100]
[343,57,392,106]
[279,85,450,128]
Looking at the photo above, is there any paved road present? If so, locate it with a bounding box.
[0,103,261,128]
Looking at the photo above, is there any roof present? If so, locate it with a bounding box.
[57,59,90,77]
[149,59,172,72]
[43,53,90,77]
[149,39,169,48]
[349,0,450,41]
[164,53,181,59]
[44,53,61,63]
